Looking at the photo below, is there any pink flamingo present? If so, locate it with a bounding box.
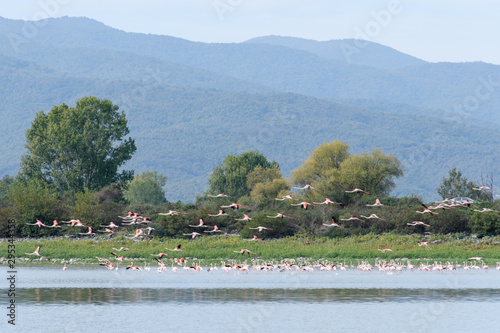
[165,244,189,253]
[208,210,229,217]
[290,202,317,210]
[248,226,273,232]
[233,249,257,255]
[313,198,341,205]
[207,193,235,198]
[416,204,438,215]
[26,219,48,228]
[323,217,344,228]
[235,214,252,221]
[183,232,202,239]
[275,195,298,201]
[366,198,386,207]
[378,248,397,254]
[345,188,369,194]
[360,214,385,221]
[25,246,42,256]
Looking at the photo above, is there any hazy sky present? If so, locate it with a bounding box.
[1,0,499,64]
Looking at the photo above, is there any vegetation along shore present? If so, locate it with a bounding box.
[1,97,498,268]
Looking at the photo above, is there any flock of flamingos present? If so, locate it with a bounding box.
[23,185,499,274]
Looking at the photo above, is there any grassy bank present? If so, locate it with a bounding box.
[1,233,499,266]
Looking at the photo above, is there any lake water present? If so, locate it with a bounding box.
[1,266,499,332]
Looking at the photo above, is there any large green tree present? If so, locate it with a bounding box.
[124,171,167,205]
[20,97,136,193]
[207,151,278,198]
[437,167,489,201]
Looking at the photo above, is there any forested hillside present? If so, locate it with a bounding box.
[0,16,498,202]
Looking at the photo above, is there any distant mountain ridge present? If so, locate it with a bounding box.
[0,16,498,202]
[244,35,427,70]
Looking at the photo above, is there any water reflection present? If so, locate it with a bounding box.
[7,287,500,305]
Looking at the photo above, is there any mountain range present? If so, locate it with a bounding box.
[0,16,498,202]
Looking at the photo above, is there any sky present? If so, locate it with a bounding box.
[1,0,499,64]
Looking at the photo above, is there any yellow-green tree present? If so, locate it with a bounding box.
[124,171,167,205]
[247,166,290,202]
[292,141,403,200]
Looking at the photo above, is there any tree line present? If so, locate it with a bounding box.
[0,97,498,238]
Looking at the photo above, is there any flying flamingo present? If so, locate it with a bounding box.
[366,198,386,207]
[118,212,134,219]
[47,220,65,228]
[26,219,48,228]
[345,188,369,194]
[25,246,43,256]
[235,214,252,221]
[126,263,142,271]
[158,210,186,216]
[150,252,171,259]
[266,213,294,219]
[473,207,500,213]
[323,217,344,228]
[183,232,202,239]
[98,228,115,233]
[189,218,209,227]
[111,252,124,262]
[313,198,341,205]
[472,186,495,191]
[290,202,317,210]
[378,248,397,254]
[248,226,273,232]
[165,244,189,253]
[233,249,257,255]
[141,226,155,235]
[62,219,86,227]
[128,229,144,238]
[204,225,226,233]
[207,193,235,198]
[112,247,135,253]
[275,195,298,201]
[416,204,438,215]
[293,184,319,191]
[407,221,430,227]
[73,220,87,227]
[79,227,95,235]
[246,235,264,241]
[208,210,229,217]
[121,218,148,226]
[340,215,362,222]
[220,203,244,210]
[100,222,122,228]
[360,214,385,221]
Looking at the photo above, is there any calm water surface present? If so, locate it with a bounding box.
[1,266,499,332]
